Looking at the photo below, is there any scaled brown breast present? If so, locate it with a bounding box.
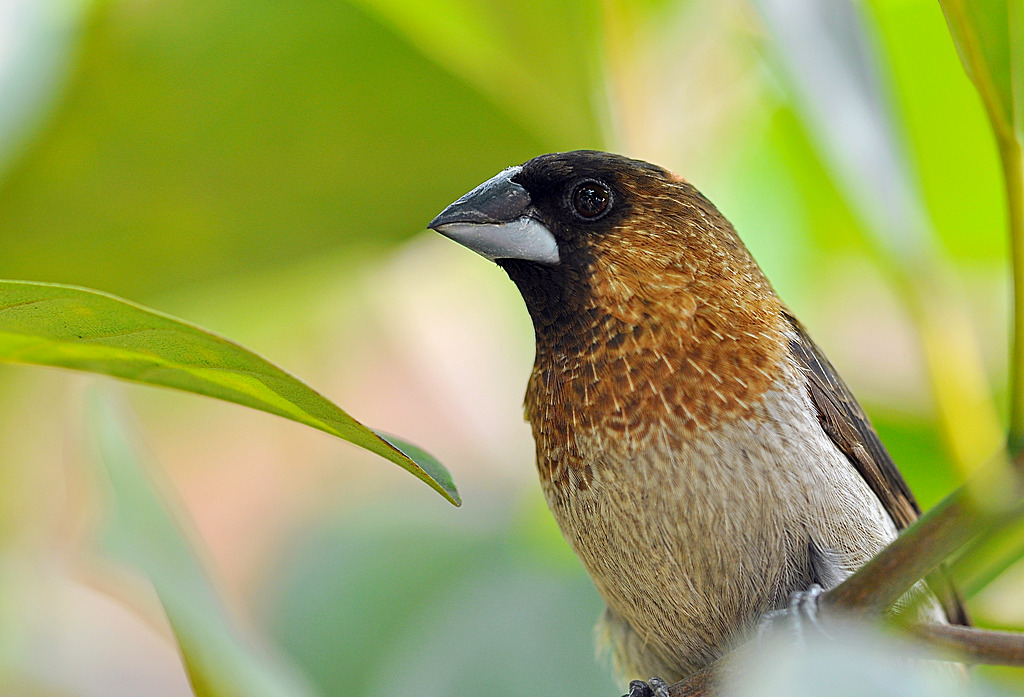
[522,180,791,493]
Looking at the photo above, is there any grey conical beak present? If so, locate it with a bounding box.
[428,166,560,265]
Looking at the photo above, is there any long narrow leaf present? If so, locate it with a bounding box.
[344,0,605,146]
[938,0,1022,142]
[0,280,459,505]
[752,0,1004,478]
[939,0,1024,449]
[90,394,320,697]
[753,0,929,257]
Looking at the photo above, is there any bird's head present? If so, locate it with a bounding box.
[429,150,773,338]
[430,150,788,440]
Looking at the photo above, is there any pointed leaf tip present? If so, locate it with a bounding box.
[374,430,461,506]
[0,280,461,504]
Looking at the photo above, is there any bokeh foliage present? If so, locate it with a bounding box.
[0,0,1020,695]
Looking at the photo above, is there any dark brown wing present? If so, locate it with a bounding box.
[782,310,969,625]
[783,310,920,528]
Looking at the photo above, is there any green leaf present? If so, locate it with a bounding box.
[752,0,1006,476]
[948,510,1024,599]
[752,0,931,259]
[89,393,320,697]
[938,0,1023,142]
[344,0,606,146]
[0,0,544,300]
[0,280,460,505]
[938,0,1024,448]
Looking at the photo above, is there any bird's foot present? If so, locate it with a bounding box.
[624,676,670,697]
[757,583,827,642]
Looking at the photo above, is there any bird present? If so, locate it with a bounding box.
[427,150,965,694]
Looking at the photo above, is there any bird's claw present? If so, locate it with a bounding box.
[624,676,670,697]
[757,583,827,643]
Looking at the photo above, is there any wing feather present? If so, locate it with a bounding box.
[782,310,969,625]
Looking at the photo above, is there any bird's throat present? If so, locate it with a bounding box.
[510,260,790,492]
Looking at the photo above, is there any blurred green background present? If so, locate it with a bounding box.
[0,0,1018,695]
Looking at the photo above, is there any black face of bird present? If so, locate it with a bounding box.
[428,151,666,269]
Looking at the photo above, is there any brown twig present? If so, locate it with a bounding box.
[822,452,1024,618]
[910,623,1024,666]
[821,489,981,617]
[665,662,718,697]
[655,459,1024,696]
[657,621,1024,697]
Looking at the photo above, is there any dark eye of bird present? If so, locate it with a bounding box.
[570,180,611,220]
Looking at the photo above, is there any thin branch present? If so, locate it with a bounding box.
[658,621,1024,697]
[822,451,1024,617]
[665,662,717,697]
[654,457,1024,694]
[658,621,1024,696]
[821,489,980,616]
[910,623,1024,666]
